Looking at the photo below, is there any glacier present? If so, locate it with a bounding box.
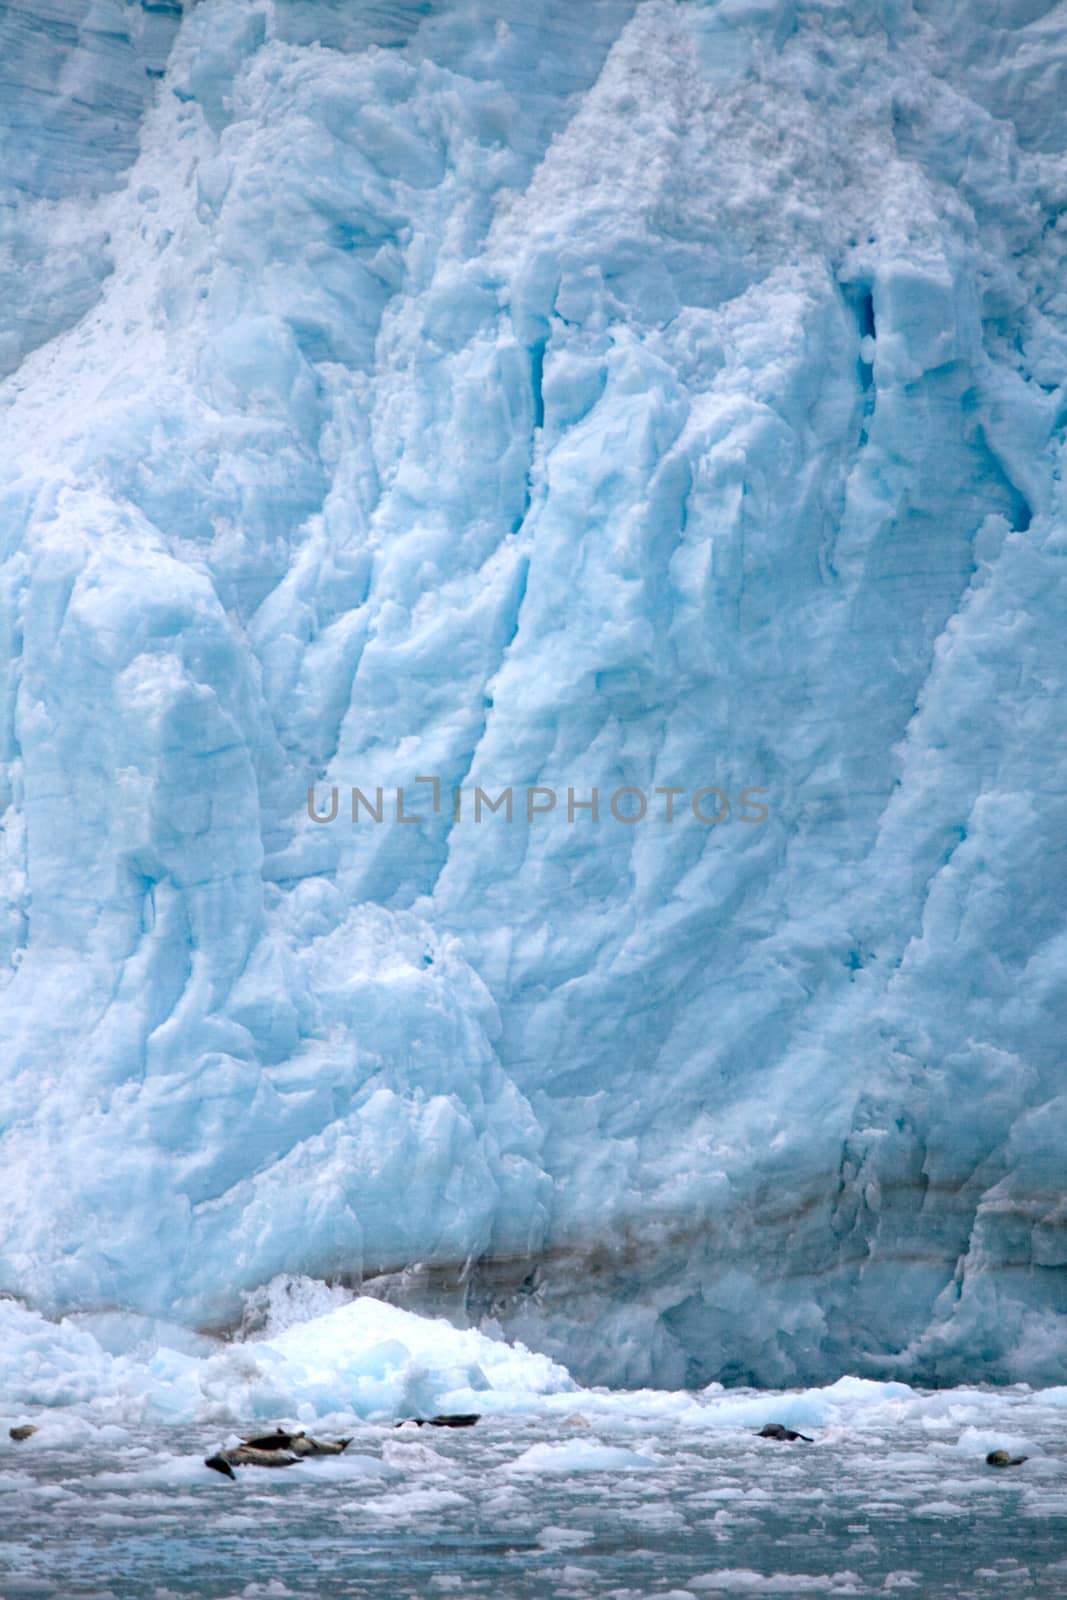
[0,0,1065,1393]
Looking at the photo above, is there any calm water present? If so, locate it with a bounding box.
[1,1404,1064,1598]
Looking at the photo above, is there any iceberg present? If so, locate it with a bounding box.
[0,1281,573,1426]
[0,0,1064,1390]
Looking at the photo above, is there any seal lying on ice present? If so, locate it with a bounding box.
[396,1414,481,1429]
[757,1423,814,1442]
[986,1449,1027,1468]
[205,1428,353,1478]
[205,1427,354,1476]
[241,1429,351,1456]
[205,1444,301,1479]
[9,1424,37,1441]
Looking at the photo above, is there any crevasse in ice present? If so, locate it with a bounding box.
[0,0,1064,1387]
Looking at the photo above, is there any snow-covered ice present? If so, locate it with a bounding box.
[0,1282,572,1425]
[0,0,1065,1393]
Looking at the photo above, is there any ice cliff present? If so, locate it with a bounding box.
[0,0,1065,1388]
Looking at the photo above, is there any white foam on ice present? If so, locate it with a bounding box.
[507,1440,661,1473]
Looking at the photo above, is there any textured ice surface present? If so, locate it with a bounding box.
[0,1285,573,1423]
[0,0,1065,1387]
[1,1298,1066,1598]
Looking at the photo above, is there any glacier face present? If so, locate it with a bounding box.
[0,0,1065,1388]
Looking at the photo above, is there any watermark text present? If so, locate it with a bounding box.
[306,778,769,827]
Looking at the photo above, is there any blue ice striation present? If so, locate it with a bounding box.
[0,0,1065,1389]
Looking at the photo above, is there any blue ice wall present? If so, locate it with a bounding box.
[0,0,1064,1387]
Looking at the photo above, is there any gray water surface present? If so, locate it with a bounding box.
[1,1407,1064,1598]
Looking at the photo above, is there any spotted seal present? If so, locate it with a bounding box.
[204,1445,301,1479]
[757,1423,814,1442]
[241,1429,351,1456]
